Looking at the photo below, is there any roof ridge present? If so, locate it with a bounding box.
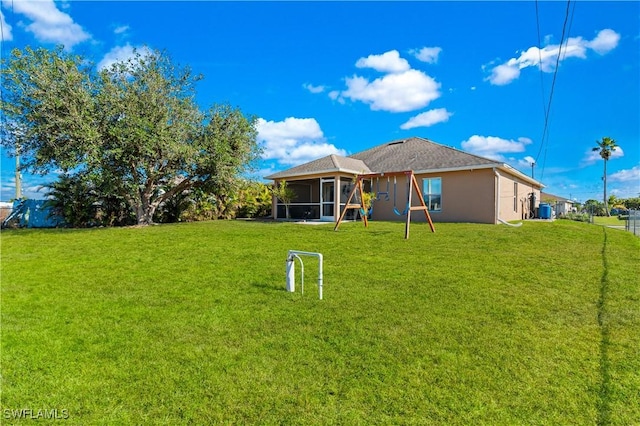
[329,154,338,168]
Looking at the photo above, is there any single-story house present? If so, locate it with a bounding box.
[265,136,544,224]
[541,192,577,217]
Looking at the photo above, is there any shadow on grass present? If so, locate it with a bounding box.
[597,227,612,426]
[250,281,286,293]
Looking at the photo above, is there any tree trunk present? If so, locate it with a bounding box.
[136,188,156,225]
[604,159,610,217]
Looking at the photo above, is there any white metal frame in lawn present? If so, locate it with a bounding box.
[286,250,323,300]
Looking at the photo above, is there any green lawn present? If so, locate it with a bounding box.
[1,220,639,424]
[593,216,628,226]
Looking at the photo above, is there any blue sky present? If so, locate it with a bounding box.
[1,1,638,203]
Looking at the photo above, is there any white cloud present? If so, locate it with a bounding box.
[256,117,346,166]
[516,156,537,170]
[461,135,532,161]
[582,146,624,165]
[330,50,442,112]
[355,50,410,73]
[485,29,620,85]
[0,10,12,41]
[9,0,90,49]
[411,47,442,64]
[303,83,325,94]
[1,174,52,200]
[587,29,620,54]
[97,44,152,71]
[609,165,640,183]
[341,69,440,113]
[400,108,452,130]
[486,64,521,86]
[609,165,640,198]
[114,25,129,35]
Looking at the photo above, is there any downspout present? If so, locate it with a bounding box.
[494,168,500,224]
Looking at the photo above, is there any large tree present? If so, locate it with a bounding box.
[592,137,619,217]
[1,46,260,225]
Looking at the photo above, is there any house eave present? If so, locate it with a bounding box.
[413,163,544,188]
[498,163,545,188]
[265,167,366,181]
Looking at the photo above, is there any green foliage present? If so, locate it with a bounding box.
[592,136,618,162]
[235,180,272,218]
[152,180,271,223]
[1,46,260,226]
[153,189,194,224]
[361,191,376,216]
[271,181,296,218]
[623,197,640,210]
[562,212,590,222]
[1,221,638,424]
[45,173,135,227]
[584,199,606,216]
[178,188,218,222]
[0,46,99,171]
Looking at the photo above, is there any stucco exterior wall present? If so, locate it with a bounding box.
[369,169,497,224]
[496,171,540,222]
[273,168,542,224]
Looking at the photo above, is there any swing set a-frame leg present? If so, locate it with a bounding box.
[334,177,367,231]
[334,172,435,238]
[404,172,435,239]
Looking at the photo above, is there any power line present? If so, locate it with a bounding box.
[535,0,547,121]
[534,0,575,180]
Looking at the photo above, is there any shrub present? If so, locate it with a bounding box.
[562,212,590,222]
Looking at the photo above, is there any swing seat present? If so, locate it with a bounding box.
[360,204,373,218]
[376,192,390,201]
[393,203,410,216]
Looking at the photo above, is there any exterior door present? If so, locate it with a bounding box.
[320,179,335,221]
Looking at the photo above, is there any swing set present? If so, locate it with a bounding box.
[334,170,435,239]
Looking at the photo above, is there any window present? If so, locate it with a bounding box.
[423,178,442,211]
[513,182,518,212]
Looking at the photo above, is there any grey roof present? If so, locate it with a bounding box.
[266,136,505,179]
[265,154,371,180]
[541,192,573,202]
[351,137,501,172]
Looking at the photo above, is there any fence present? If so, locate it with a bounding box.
[626,210,640,237]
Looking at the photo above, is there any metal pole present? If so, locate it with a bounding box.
[15,149,22,199]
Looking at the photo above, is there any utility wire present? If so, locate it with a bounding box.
[534,0,574,180]
[535,0,547,121]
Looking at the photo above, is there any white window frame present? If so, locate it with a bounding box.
[422,177,442,212]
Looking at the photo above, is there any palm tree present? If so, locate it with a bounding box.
[592,137,618,216]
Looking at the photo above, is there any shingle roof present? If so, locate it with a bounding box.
[266,136,504,179]
[265,154,371,180]
[351,137,501,172]
[541,192,572,202]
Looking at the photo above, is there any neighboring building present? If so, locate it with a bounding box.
[541,192,576,217]
[265,137,544,224]
[0,201,13,223]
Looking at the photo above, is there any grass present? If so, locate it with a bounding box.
[592,216,628,226]
[1,220,639,424]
